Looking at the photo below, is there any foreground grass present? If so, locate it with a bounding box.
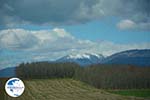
[0,78,148,100]
[108,89,150,98]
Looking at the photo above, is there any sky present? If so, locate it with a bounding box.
[0,0,150,69]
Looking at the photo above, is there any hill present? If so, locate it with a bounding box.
[0,79,146,100]
[102,49,150,66]
[0,67,16,78]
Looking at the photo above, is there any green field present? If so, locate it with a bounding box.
[108,89,150,98]
[0,78,148,100]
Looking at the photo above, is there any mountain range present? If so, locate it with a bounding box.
[57,49,150,66]
[102,49,150,66]
[0,49,150,77]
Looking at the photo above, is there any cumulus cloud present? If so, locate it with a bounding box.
[0,29,39,49]
[0,28,150,54]
[117,19,136,30]
[117,19,150,30]
[0,28,96,54]
[0,28,150,69]
[0,0,149,30]
[0,28,74,50]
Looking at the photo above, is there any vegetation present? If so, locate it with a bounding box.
[108,89,150,98]
[0,78,146,100]
[16,62,150,89]
[16,62,80,79]
[0,78,9,100]
[75,64,150,89]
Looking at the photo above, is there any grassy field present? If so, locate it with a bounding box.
[0,78,149,100]
[108,89,150,98]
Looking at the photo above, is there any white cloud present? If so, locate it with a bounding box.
[117,19,136,30]
[0,28,74,50]
[0,29,38,50]
[117,19,150,31]
[0,28,150,69]
[52,28,73,38]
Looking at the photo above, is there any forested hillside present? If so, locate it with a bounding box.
[16,62,150,89]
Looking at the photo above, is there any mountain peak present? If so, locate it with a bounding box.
[57,53,104,66]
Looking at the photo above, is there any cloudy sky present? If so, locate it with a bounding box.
[0,0,150,69]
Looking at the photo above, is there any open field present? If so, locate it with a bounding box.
[108,89,150,98]
[0,78,149,100]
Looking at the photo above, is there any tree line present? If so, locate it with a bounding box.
[16,62,150,89]
[16,62,79,79]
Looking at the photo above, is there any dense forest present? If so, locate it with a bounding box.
[16,62,150,89]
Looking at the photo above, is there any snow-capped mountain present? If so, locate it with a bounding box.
[102,49,150,66]
[57,53,104,66]
[57,49,150,66]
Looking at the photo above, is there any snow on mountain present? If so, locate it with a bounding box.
[66,53,103,59]
[57,49,150,66]
[67,54,90,59]
[57,53,104,66]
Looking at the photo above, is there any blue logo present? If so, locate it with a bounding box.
[5,78,25,97]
